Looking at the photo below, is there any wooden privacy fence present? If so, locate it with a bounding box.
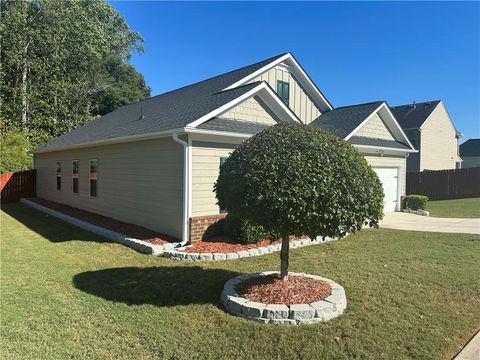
[406,168,480,200]
[0,170,36,203]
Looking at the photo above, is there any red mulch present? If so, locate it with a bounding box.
[236,274,331,305]
[30,198,178,244]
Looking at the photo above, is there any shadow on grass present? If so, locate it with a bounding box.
[1,202,109,243]
[73,266,241,307]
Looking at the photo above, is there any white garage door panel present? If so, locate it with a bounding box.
[373,167,398,213]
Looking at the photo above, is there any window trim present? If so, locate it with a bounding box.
[219,156,228,214]
[72,160,79,194]
[277,80,290,106]
[89,159,98,198]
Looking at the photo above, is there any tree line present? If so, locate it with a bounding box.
[0,0,151,172]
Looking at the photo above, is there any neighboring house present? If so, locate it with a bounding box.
[32,53,415,244]
[460,139,480,168]
[390,100,462,172]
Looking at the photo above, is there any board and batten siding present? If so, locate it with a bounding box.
[219,96,278,125]
[420,103,459,171]
[364,154,407,199]
[34,137,184,239]
[253,67,321,125]
[355,113,395,140]
[191,142,236,216]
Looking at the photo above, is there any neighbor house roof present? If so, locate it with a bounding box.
[460,138,480,157]
[33,53,288,152]
[390,100,441,129]
[310,101,385,139]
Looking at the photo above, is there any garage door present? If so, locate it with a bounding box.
[373,167,398,213]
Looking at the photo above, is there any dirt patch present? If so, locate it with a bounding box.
[236,274,331,305]
[30,198,177,244]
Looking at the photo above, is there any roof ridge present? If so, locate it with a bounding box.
[123,53,288,109]
[391,99,441,108]
[334,101,385,110]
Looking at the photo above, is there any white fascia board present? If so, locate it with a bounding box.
[183,127,252,139]
[344,103,416,151]
[352,144,417,154]
[186,82,300,129]
[344,103,385,141]
[223,53,333,112]
[29,128,182,154]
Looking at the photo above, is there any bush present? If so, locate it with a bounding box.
[224,213,277,245]
[0,131,32,173]
[405,195,429,210]
[215,123,384,278]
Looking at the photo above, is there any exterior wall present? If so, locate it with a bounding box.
[462,156,480,168]
[190,214,226,242]
[34,137,184,239]
[254,66,321,124]
[404,129,421,172]
[420,103,459,171]
[355,113,396,140]
[363,154,407,206]
[220,96,277,125]
[191,141,237,217]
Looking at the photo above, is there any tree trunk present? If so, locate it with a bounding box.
[280,233,289,280]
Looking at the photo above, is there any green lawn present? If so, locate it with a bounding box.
[426,197,480,218]
[1,203,479,360]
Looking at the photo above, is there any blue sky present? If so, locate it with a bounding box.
[111,1,480,141]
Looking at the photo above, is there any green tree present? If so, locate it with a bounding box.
[0,130,32,173]
[0,0,150,140]
[215,123,384,279]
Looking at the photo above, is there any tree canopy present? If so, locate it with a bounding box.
[0,0,150,162]
[215,123,384,279]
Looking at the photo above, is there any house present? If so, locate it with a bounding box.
[390,100,462,172]
[31,53,416,244]
[460,138,480,168]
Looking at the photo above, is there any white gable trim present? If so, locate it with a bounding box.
[223,53,333,112]
[186,82,301,129]
[345,102,415,151]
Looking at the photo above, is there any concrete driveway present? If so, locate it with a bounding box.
[381,212,480,234]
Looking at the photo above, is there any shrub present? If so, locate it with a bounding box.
[405,195,429,210]
[215,123,384,279]
[224,213,277,245]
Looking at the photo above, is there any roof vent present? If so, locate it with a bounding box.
[139,107,145,120]
[412,101,416,108]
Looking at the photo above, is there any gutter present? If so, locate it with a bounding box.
[172,133,190,247]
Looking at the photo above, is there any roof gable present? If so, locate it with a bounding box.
[390,100,441,129]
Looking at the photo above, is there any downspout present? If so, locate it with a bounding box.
[172,133,190,247]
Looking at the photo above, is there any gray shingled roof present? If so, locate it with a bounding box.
[348,136,410,150]
[390,100,441,129]
[310,101,384,138]
[460,138,480,157]
[34,53,287,151]
[198,118,270,134]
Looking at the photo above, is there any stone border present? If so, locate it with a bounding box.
[221,272,347,325]
[163,236,339,261]
[21,198,167,255]
[403,208,430,216]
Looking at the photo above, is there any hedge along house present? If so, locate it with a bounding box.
[32,53,416,244]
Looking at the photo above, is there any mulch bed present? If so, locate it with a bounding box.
[30,198,178,245]
[236,274,331,305]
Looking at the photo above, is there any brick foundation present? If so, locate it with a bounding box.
[189,214,227,243]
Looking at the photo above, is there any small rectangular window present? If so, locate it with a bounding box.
[89,159,97,197]
[277,80,289,106]
[219,157,228,213]
[56,161,61,190]
[72,160,79,194]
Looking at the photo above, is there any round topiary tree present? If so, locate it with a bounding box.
[215,122,384,280]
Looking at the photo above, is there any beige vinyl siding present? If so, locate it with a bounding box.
[420,103,459,171]
[254,66,321,124]
[219,96,278,125]
[191,142,236,216]
[364,154,407,198]
[355,113,396,140]
[461,156,480,168]
[34,137,183,238]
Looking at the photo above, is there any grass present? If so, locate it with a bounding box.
[1,203,479,360]
[426,198,480,218]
